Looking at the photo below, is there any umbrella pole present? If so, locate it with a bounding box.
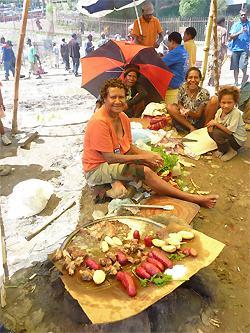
[133,0,142,35]
[212,0,219,94]
[12,0,30,134]
[200,0,213,87]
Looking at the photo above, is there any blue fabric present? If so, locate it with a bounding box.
[162,45,189,89]
[229,20,250,52]
[2,46,13,62]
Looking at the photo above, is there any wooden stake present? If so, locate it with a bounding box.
[12,0,30,134]
[201,0,214,87]
[212,0,219,94]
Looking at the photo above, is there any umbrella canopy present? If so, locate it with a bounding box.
[81,40,174,102]
[77,0,145,18]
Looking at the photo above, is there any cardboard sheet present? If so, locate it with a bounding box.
[183,127,217,155]
[58,217,225,324]
[138,196,200,224]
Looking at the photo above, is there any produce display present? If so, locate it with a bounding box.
[52,219,199,298]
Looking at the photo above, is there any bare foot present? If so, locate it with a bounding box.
[220,148,237,161]
[194,194,219,208]
[213,150,223,158]
[106,180,128,199]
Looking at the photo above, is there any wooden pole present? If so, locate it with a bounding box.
[200,0,214,87]
[12,0,30,134]
[212,0,219,94]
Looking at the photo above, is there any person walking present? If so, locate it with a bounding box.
[52,42,60,68]
[26,38,41,79]
[68,33,80,77]
[85,34,95,55]
[2,40,15,81]
[229,9,250,86]
[60,38,70,70]
[132,1,163,48]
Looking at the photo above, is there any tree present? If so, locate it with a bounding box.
[179,0,210,17]
[217,0,228,16]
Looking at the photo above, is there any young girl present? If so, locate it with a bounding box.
[0,81,11,145]
[206,86,247,161]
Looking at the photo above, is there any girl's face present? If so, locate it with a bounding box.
[124,71,137,87]
[220,94,235,114]
[186,70,201,89]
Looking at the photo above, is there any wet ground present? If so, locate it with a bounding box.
[0,66,249,333]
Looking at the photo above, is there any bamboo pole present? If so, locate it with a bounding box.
[12,0,30,134]
[200,0,214,87]
[212,0,219,93]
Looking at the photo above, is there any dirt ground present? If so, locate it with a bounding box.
[0,66,250,333]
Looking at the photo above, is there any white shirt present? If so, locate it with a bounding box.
[215,107,247,145]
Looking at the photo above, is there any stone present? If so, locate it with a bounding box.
[148,288,203,333]
[97,311,151,333]
[24,308,45,330]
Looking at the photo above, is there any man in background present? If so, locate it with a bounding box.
[68,33,80,77]
[60,38,70,70]
[229,9,250,86]
[132,1,163,48]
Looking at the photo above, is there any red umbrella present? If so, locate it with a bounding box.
[81,40,173,102]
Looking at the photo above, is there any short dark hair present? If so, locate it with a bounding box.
[123,64,140,78]
[185,67,202,80]
[185,27,197,39]
[217,17,225,25]
[168,32,182,44]
[99,78,128,104]
[218,85,240,103]
[62,38,65,42]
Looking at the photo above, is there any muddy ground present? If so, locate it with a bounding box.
[0,67,249,333]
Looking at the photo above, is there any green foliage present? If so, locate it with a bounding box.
[151,146,179,172]
[179,0,210,17]
[217,0,228,16]
[46,2,53,14]
[160,6,179,18]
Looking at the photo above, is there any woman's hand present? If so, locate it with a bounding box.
[206,120,217,127]
[142,152,163,169]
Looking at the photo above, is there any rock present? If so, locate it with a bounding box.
[8,298,32,320]
[148,288,203,333]
[25,308,45,330]
[98,311,151,333]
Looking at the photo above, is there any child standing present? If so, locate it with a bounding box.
[183,27,197,68]
[207,86,247,161]
[0,81,11,145]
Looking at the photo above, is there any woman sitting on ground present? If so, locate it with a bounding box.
[122,64,147,118]
[167,67,218,132]
[95,64,147,117]
[83,78,218,208]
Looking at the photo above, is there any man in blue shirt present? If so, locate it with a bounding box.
[162,32,188,104]
[229,9,250,86]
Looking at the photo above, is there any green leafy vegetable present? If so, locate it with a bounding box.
[151,145,178,172]
[150,274,173,287]
[168,253,186,261]
[131,268,149,287]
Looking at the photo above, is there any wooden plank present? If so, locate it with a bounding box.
[25,198,76,241]
[18,131,39,147]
